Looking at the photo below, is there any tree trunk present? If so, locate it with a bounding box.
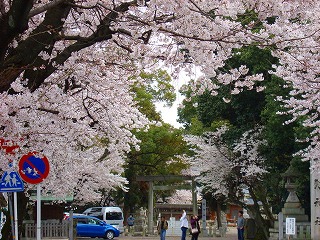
[248,187,269,240]
[2,208,12,240]
[17,192,28,238]
[216,201,222,228]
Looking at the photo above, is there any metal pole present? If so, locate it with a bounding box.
[68,210,73,240]
[13,192,18,240]
[36,184,41,240]
[8,193,15,240]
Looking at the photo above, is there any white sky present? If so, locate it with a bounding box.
[156,98,182,128]
[156,67,203,128]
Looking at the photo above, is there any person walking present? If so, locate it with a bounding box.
[157,216,168,240]
[237,210,245,240]
[127,214,135,234]
[190,215,201,240]
[180,210,188,240]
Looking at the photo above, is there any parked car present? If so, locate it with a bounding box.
[73,215,120,239]
[83,206,124,233]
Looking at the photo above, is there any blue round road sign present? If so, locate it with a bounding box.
[18,152,50,184]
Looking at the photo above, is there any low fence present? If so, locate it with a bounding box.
[24,219,227,238]
[23,220,69,239]
[125,219,227,237]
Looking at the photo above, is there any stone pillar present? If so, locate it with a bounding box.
[278,212,283,240]
[133,208,147,236]
[201,199,208,236]
[148,181,154,235]
[192,179,197,215]
[311,159,320,239]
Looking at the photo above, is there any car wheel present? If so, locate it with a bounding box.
[105,231,114,239]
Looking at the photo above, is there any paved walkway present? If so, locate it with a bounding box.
[42,228,238,240]
[120,227,238,240]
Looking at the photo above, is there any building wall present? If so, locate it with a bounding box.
[33,204,64,220]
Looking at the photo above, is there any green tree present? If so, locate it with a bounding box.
[178,46,309,239]
[123,124,189,214]
[122,70,189,217]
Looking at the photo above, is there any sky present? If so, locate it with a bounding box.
[156,97,183,128]
[156,66,202,128]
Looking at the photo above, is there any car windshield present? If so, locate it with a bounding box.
[106,212,122,220]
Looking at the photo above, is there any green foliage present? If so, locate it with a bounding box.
[129,124,188,175]
[132,84,162,121]
[260,76,297,166]
[122,124,190,213]
[292,157,311,216]
[236,10,264,33]
[178,45,310,237]
[179,46,277,133]
[177,82,197,129]
[188,117,204,135]
[120,70,188,213]
[131,69,177,122]
[259,75,310,214]
[139,70,176,107]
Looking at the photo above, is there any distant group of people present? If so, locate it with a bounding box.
[179,209,201,240]
[128,209,245,240]
[156,210,201,240]
[183,210,245,240]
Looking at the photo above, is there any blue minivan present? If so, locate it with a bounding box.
[83,207,124,233]
[73,215,120,239]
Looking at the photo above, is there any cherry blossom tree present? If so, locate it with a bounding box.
[185,125,269,236]
[0,54,149,201]
[1,0,320,201]
[166,190,194,205]
[185,126,267,199]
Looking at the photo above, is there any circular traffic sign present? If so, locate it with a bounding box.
[18,152,50,184]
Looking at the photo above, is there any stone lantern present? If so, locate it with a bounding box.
[282,161,301,207]
[269,161,310,239]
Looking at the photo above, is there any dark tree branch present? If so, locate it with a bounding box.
[0,0,34,61]
[0,1,136,93]
[28,0,66,17]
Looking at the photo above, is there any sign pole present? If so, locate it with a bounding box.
[8,193,15,240]
[13,192,18,240]
[36,184,41,240]
[17,152,49,240]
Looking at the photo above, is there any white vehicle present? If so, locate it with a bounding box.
[83,207,124,233]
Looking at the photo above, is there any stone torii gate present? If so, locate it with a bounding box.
[136,175,197,235]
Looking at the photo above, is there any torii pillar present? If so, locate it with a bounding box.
[136,175,196,235]
[148,181,154,235]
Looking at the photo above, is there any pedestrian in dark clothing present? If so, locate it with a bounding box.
[157,216,168,240]
[237,210,245,240]
[127,214,135,234]
[190,215,201,240]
